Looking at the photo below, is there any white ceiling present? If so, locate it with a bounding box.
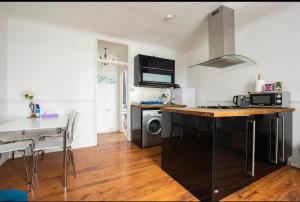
[1,2,297,51]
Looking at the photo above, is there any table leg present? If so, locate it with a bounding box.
[63,128,67,189]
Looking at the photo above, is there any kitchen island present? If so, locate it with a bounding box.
[161,107,295,201]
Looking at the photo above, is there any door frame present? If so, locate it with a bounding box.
[94,38,130,142]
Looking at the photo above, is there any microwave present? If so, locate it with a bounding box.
[249,92,290,108]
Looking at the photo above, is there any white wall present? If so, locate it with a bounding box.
[5,16,187,144]
[185,5,300,153]
[0,6,9,166]
[0,6,7,117]
[6,17,97,148]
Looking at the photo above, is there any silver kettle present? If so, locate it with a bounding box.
[233,95,249,107]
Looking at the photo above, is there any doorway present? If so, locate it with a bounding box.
[96,40,128,140]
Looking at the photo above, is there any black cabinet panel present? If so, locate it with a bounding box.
[140,55,175,70]
[213,117,253,200]
[278,112,293,163]
[252,115,282,181]
[134,54,175,88]
[161,113,213,201]
[161,112,293,201]
[131,106,142,148]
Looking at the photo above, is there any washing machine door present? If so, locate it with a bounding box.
[146,118,162,135]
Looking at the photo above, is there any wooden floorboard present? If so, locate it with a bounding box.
[0,132,197,201]
[223,166,300,201]
[0,132,300,201]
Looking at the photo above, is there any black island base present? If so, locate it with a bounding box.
[161,111,292,201]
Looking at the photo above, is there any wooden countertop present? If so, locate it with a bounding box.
[132,104,186,109]
[162,107,295,117]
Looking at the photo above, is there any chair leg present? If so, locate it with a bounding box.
[69,147,77,177]
[41,150,45,160]
[29,144,34,161]
[35,151,39,174]
[23,151,30,184]
[31,151,37,189]
[68,149,72,162]
[12,151,15,160]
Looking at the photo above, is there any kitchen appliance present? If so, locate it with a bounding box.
[134,54,176,88]
[142,110,162,147]
[233,95,249,107]
[255,74,265,92]
[171,87,196,107]
[249,91,290,108]
[188,5,256,69]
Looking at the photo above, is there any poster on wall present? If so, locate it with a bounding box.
[97,75,116,84]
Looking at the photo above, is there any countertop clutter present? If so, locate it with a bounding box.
[162,107,295,117]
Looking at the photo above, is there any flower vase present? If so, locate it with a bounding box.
[29,102,36,118]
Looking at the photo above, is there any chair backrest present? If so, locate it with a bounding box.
[66,111,76,134]
[66,111,79,143]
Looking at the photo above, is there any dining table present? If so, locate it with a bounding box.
[0,115,69,189]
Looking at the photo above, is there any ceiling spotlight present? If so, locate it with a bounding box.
[165,14,174,21]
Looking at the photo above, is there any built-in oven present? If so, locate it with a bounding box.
[249,92,290,108]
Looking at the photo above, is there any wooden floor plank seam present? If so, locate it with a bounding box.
[0,132,300,201]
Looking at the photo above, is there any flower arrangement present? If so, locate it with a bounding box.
[159,93,172,104]
[22,90,35,118]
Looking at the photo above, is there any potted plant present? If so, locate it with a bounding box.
[22,90,35,118]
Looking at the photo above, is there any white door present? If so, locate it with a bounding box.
[97,65,119,133]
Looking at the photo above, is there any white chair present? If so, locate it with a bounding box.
[0,115,39,159]
[31,111,78,188]
[37,111,76,141]
[0,140,33,185]
[37,111,76,159]
[0,132,38,160]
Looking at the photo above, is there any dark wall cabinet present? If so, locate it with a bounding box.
[161,112,293,201]
[134,54,175,88]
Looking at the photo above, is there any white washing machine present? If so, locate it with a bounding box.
[142,110,162,147]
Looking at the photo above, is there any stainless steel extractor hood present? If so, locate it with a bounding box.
[188,5,256,68]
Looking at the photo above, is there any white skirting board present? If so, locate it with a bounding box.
[288,153,300,168]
